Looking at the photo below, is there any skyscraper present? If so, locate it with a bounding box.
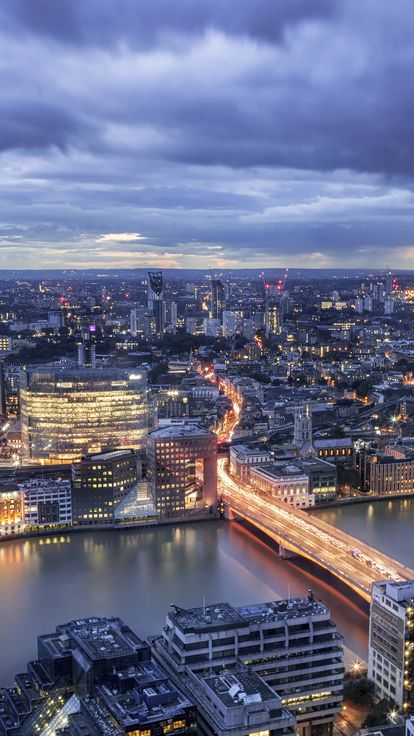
[210,278,226,321]
[148,270,165,334]
[76,324,96,368]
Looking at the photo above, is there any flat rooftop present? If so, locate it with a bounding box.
[201,670,279,709]
[252,463,308,479]
[168,596,329,632]
[149,425,214,440]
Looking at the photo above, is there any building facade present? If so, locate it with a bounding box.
[368,580,414,710]
[250,463,314,508]
[20,365,150,463]
[147,425,217,517]
[155,594,344,736]
[20,478,72,529]
[229,445,272,482]
[71,449,140,526]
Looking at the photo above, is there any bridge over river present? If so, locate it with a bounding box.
[218,459,414,602]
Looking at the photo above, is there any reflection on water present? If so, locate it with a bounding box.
[0,519,371,684]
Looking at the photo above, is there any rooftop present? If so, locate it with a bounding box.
[168,595,329,632]
[148,424,215,440]
[201,670,279,709]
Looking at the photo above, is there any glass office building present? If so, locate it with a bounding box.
[20,365,150,463]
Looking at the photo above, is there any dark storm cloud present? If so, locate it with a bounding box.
[0,0,414,268]
[0,0,337,47]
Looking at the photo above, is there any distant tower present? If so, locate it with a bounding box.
[77,324,96,368]
[293,402,312,447]
[130,308,137,336]
[210,279,226,321]
[147,271,165,334]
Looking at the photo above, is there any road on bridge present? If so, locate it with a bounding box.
[218,459,414,602]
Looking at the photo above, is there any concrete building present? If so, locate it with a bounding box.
[20,365,150,463]
[210,279,226,321]
[250,463,314,508]
[20,478,72,529]
[229,445,272,482]
[155,593,344,736]
[188,668,296,736]
[147,425,217,517]
[71,448,140,526]
[359,450,414,495]
[368,580,414,710]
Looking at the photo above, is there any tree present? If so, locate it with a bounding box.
[343,674,375,705]
[362,698,396,728]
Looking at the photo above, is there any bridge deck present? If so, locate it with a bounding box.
[218,459,414,602]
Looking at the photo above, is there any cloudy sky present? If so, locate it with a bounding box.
[1,0,414,270]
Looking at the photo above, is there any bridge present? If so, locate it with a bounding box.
[218,459,414,603]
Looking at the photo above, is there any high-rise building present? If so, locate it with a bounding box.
[130,307,137,336]
[203,317,221,336]
[147,424,217,517]
[265,300,281,336]
[76,324,96,368]
[368,580,414,710]
[20,365,150,463]
[210,279,226,320]
[222,310,238,337]
[148,270,165,334]
[71,448,141,525]
[155,593,344,736]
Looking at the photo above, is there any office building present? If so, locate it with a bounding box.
[359,450,414,495]
[76,324,96,368]
[155,593,344,736]
[20,365,150,463]
[20,478,72,529]
[229,445,272,481]
[130,307,137,336]
[147,425,217,517]
[71,449,140,526]
[250,463,314,508]
[265,300,281,337]
[210,278,226,321]
[188,668,296,736]
[0,335,12,352]
[368,580,414,710]
[203,317,221,337]
[148,270,165,334]
[223,310,238,337]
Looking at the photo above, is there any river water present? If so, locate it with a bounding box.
[1,498,413,685]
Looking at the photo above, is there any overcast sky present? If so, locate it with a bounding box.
[1,0,414,270]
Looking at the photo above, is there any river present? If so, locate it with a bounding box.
[1,498,413,685]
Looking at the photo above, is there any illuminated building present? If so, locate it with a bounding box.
[313,438,353,464]
[359,450,414,495]
[0,488,23,536]
[250,463,314,508]
[71,448,140,525]
[147,424,217,518]
[0,335,11,352]
[368,580,414,710]
[148,270,165,334]
[155,593,344,736]
[20,365,150,463]
[229,444,272,481]
[20,478,72,529]
[76,323,96,368]
[210,278,226,320]
[265,299,281,336]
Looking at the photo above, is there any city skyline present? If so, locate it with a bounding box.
[1,1,414,269]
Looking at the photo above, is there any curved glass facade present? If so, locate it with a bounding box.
[20,365,150,463]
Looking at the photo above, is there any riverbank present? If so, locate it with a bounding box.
[311,490,414,511]
[0,509,218,544]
